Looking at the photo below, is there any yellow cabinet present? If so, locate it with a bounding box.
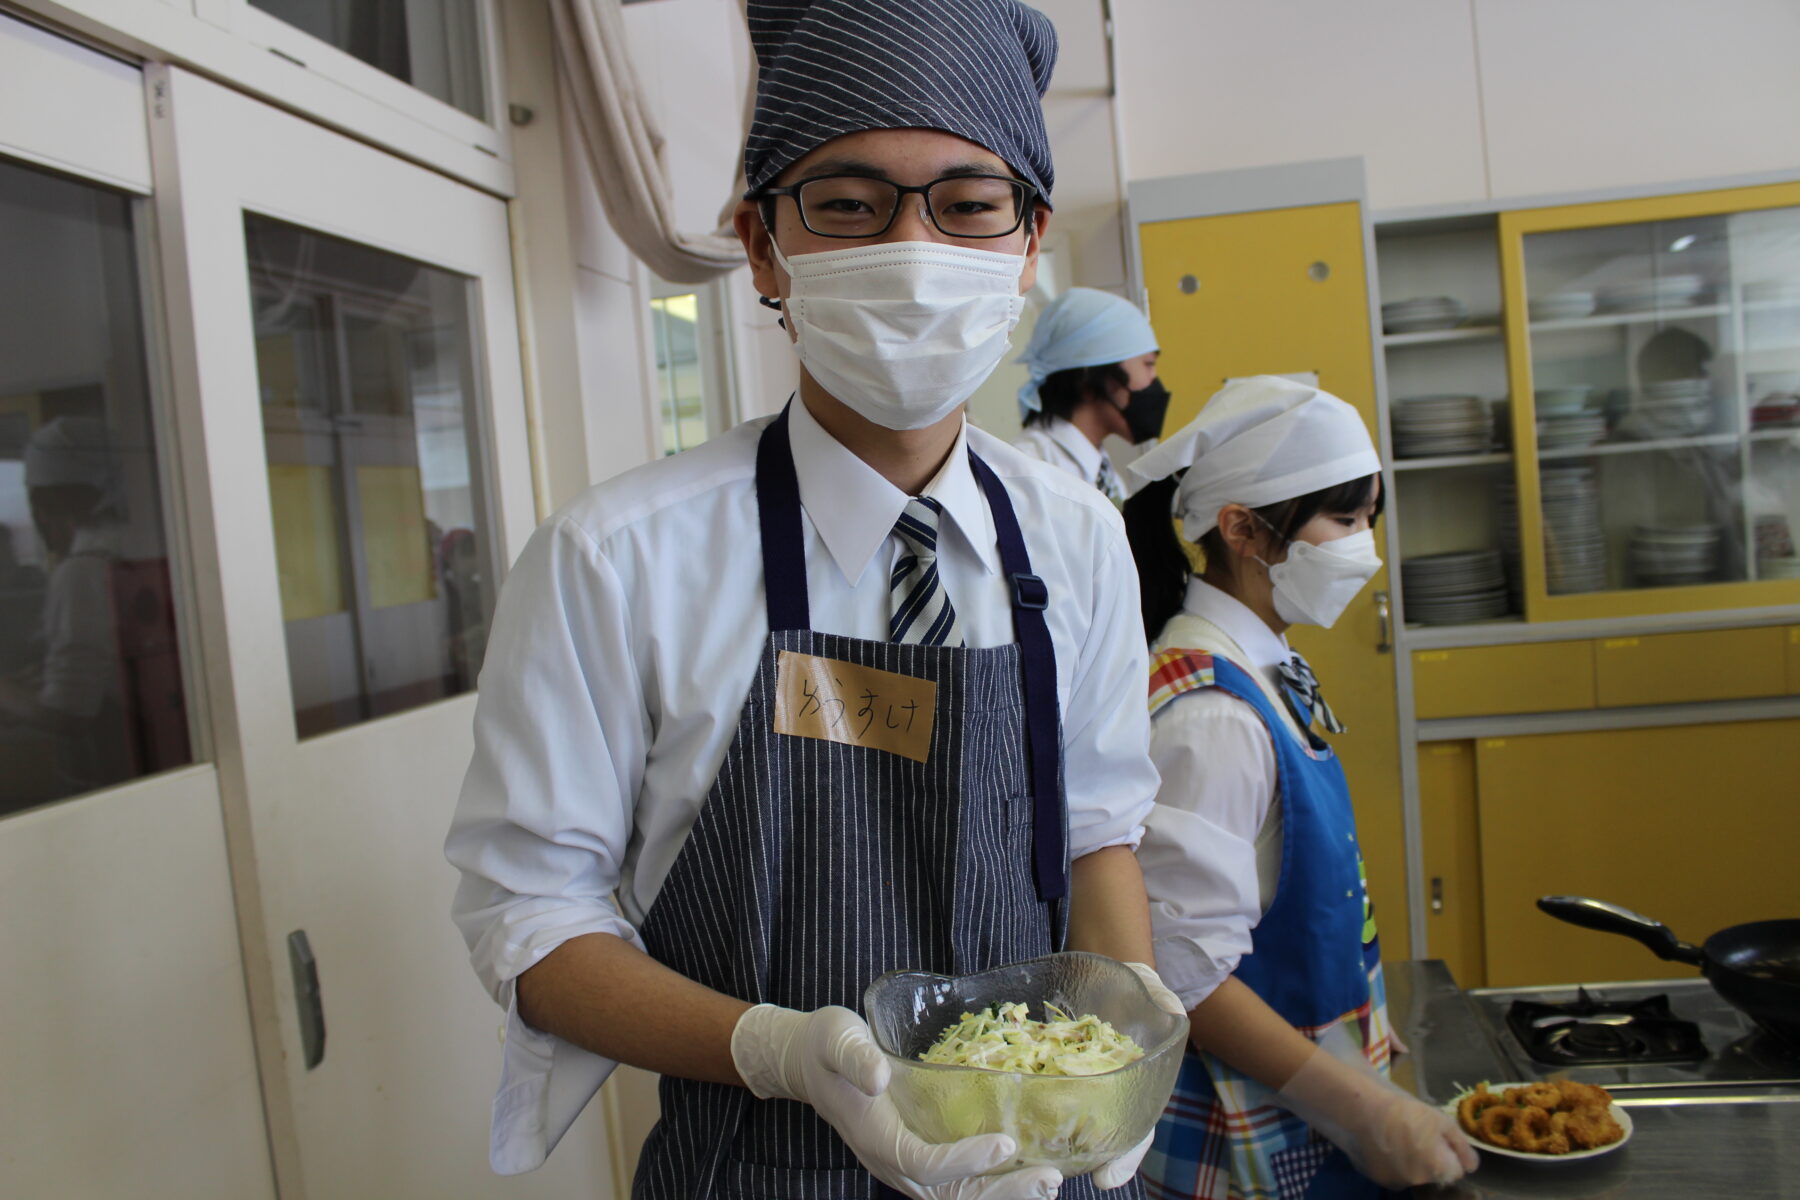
[1413,641,1595,719]
[1593,627,1787,707]
[1473,719,1800,987]
[1788,627,1800,694]
[1417,742,1486,987]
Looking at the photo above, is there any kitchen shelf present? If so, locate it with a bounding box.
[1537,432,1740,460]
[1742,298,1800,314]
[1392,451,1512,471]
[1381,324,1504,347]
[1529,303,1728,332]
[1749,427,1800,442]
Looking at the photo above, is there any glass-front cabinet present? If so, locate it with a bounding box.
[1380,181,1800,630]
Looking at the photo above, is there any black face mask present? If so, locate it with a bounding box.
[1123,378,1171,444]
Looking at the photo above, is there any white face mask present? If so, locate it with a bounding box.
[1261,528,1382,628]
[772,239,1028,430]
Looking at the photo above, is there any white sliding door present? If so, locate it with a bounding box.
[0,14,273,1199]
[148,64,616,1197]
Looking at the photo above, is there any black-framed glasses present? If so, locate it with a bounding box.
[750,173,1038,240]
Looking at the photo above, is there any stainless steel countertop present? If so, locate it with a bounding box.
[1386,960,1800,1199]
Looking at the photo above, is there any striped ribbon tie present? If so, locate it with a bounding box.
[1277,651,1345,735]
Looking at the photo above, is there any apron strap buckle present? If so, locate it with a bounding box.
[1011,572,1049,610]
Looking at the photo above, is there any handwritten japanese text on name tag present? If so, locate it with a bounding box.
[773,650,937,762]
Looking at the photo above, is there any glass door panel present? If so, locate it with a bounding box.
[1516,205,1800,596]
[0,156,194,815]
[246,214,492,737]
[248,0,487,119]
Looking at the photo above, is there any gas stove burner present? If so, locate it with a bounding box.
[1728,1029,1800,1075]
[1506,987,1707,1066]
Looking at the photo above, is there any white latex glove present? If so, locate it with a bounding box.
[732,1004,1064,1200]
[1123,961,1188,1019]
[1090,1131,1153,1191]
[1274,1043,1478,1189]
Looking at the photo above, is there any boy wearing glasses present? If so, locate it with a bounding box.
[446,3,1175,1197]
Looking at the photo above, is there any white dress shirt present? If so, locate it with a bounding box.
[446,398,1157,1171]
[1011,416,1110,489]
[1139,577,1315,1010]
[40,525,123,718]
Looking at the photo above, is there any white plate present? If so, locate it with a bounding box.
[1385,316,1466,333]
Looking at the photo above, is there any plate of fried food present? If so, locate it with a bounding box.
[1443,1080,1632,1161]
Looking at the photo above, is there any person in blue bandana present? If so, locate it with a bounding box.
[1119,377,1478,1199]
[1011,288,1166,502]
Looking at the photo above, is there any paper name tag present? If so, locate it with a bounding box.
[772,650,937,763]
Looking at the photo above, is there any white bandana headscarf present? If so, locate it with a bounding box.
[1124,375,1379,540]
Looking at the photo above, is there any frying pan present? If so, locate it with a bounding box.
[1537,895,1800,1048]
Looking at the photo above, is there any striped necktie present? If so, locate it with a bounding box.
[1277,652,1345,735]
[888,496,964,646]
[1094,456,1125,504]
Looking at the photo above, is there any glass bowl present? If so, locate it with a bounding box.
[863,951,1186,1176]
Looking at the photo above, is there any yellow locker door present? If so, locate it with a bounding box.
[1139,203,1407,957]
[1417,741,1486,988]
[1474,720,1800,987]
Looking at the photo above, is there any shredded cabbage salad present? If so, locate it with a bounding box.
[919,1002,1145,1076]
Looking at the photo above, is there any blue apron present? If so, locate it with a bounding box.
[630,408,1135,1200]
[1141,651,1393,1200]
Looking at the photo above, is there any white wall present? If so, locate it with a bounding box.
[1471,0,1800,200]
[1112,0,1800,213]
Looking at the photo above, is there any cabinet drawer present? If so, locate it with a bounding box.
[1412,642,1595,719]
[1593,628,1787,708]
[1789,628,1800,695]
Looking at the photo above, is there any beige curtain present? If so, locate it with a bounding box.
[549,0,747,283]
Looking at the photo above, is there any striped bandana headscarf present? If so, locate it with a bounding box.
[743,0,1058,201]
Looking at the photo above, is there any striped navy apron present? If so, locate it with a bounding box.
[631,409,1136,1200]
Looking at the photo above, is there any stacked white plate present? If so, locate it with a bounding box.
[1383,296,1468,333]
[1499,466,1608,594]
[1616,379,1714,439]
[1630,523,1723,587]
[1756,557,1800,582]
[1393,394,1492,457]
[1597,274,1707,313]
[1537,412,1609,450]
[1748,371,1800,402]
[1528,291,1596,322]
[1761,556,1800,580]
[1746,279,1800,306]
[1535,386,1598,418]
[1401,549,1511,624]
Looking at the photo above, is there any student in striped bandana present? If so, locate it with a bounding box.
[447,3,1181,1198]
[1120,378,1478,1199]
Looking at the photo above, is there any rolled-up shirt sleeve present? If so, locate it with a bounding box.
[1139,690,1274,1009]
[445,516,646,1172]
[1061,522,1158,858]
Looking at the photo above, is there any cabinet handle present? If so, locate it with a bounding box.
[1374,590,1392,654]
[1430,877,1445,915]
[288,929,326,1069]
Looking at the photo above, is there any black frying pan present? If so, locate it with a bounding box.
[1537,895,1800,1048]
